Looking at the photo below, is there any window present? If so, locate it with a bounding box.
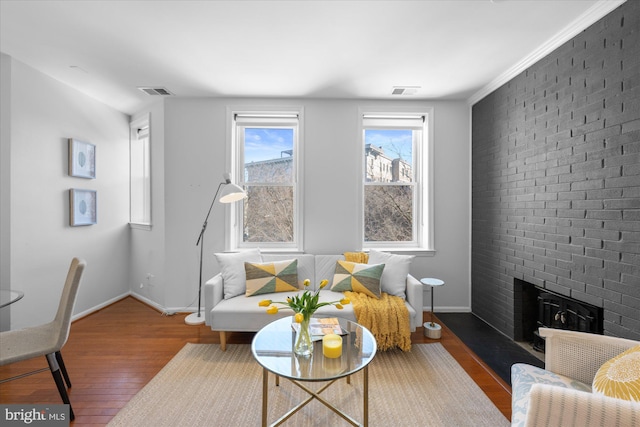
[230,110,302,250]
[130,114,151,227]
[361,111,432,250]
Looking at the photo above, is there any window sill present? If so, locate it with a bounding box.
[364,248,436,257]
[129,223,152,231]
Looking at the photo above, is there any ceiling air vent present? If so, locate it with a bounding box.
[391,86,420,95]
[138,87,174,96]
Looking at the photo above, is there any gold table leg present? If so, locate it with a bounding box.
[262,368,268,427]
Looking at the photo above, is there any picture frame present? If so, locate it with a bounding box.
[69,189,97,226]
[68,138,96,179]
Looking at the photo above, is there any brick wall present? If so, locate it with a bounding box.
[471,1,640,340]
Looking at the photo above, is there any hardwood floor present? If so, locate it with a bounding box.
[0,297,511,425]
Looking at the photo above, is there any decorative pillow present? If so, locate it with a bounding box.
[214,248,262,299]
[592,345,640,402]
[244,259,299,297]
[344,251,369,264]
[367,249,414,299]
[331,260,384,299]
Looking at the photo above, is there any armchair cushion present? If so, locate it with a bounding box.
[511,363,591,427]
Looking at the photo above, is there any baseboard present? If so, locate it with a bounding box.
[423,306,471,313]
[72,291,131,322]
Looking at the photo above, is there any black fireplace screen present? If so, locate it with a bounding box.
[533,288,603,352]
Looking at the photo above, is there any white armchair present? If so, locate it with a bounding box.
[511,328,640,427]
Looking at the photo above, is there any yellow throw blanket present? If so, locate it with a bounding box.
[345,291,411,352]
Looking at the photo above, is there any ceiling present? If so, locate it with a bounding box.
[0,0,623,115]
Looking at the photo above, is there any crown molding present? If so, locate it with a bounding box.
[468,0,627,106]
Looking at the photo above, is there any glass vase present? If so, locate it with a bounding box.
[294,316,313,356]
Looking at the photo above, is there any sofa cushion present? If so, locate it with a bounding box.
[367,249,414,299]
[511,363,591,427]
[211,290,358,331]
[330,260,384,299]
[592,344,640,402]
[244,259,299,297]
[215,248,262,299]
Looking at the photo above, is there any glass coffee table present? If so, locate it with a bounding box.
[251,316,377,427]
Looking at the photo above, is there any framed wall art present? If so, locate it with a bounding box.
[70,189,97,226]
[69,138,96,178]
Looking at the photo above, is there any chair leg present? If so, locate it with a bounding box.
[55,351,72,388]
[46,353,75,421]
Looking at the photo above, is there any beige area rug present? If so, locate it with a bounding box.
[108,343,509,426]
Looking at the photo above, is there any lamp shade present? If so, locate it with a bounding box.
[219,183,247,203]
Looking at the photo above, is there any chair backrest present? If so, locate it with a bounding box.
[52,258,86,350]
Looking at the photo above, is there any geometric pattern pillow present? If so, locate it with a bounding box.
[592,345,640,402]
[331,260,384,299]
[244,259,299,297]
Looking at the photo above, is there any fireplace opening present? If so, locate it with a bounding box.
[514,278,604,353]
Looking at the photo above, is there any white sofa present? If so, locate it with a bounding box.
[204,253,423,350]
[511,328,640,427]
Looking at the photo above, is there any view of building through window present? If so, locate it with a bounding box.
[364,127,417,244]
[240,126,295,243]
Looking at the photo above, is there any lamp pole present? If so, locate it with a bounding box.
[185,174,246,325]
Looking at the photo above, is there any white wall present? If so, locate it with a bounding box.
[1,55,131,329]
[153,97,471,313]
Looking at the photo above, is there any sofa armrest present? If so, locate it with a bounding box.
[204,273,223,326]
[524,383,640,427]
[539,328,639,384]
[406,274,424,330]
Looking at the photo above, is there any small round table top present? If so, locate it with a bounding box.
[420,278,444,287]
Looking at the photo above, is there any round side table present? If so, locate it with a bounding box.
[420,278,444,339]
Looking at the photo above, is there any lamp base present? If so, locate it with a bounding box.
[185,312,205,325]
[423,322,442,339]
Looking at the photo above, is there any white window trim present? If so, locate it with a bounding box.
[129,113,151,229]
[358,106,434,253]
[226,106,304,252]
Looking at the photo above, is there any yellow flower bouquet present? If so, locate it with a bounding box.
[259,279,350,356]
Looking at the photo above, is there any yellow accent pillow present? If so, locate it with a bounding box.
[592,345,640,402]
[344,251,369,264]
[244,259,299,297]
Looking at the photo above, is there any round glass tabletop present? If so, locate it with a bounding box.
[0,289,24,308]
[251,316,377,382]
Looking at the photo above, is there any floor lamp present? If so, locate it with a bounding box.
[185,173,246,325]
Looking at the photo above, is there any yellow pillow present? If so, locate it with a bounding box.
[344,251,369,264]
[244,259,299,297]
[592,345,640,402]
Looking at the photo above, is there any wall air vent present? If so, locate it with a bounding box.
[138,87,174,96]
[391,86,420,95]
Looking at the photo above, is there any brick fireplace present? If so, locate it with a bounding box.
[471,1,640,342]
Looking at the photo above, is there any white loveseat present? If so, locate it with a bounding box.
[204,252,423,350]
[511,328,640,427]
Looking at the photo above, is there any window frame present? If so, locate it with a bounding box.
[129,113,151,229]
[358,107,434,252]
[227,107,304,251]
